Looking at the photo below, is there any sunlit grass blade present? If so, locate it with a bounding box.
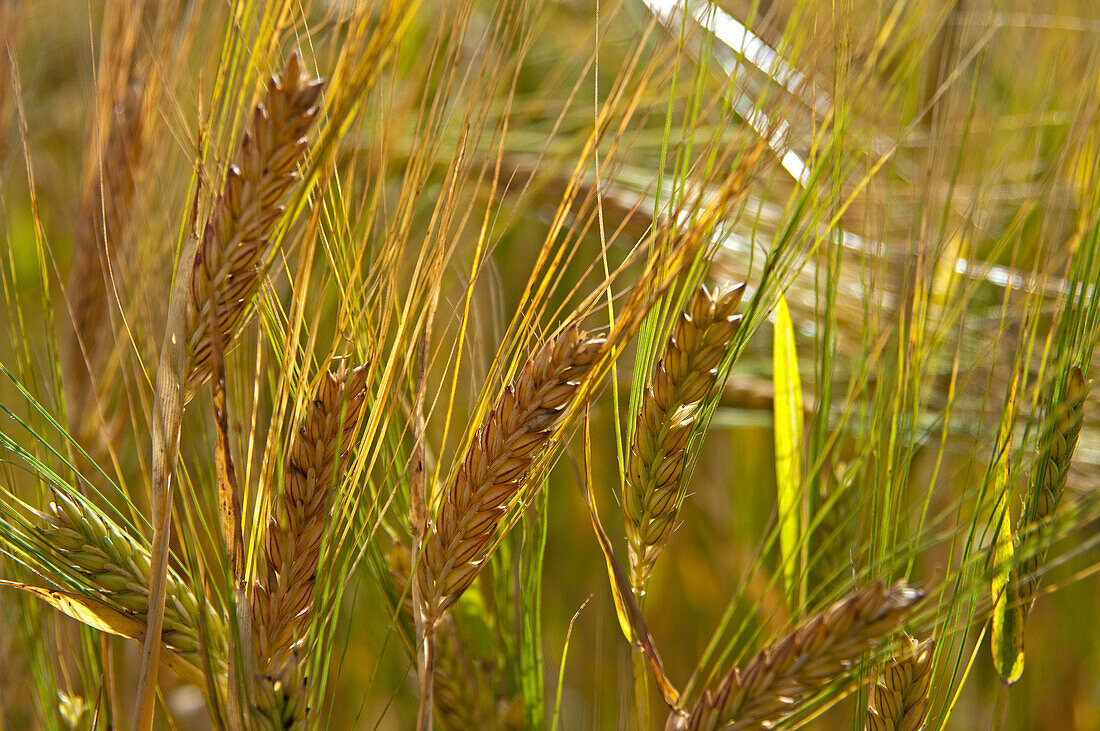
[0,580,206,687]
[772,292,804,609]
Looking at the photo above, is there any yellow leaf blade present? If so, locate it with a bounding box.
[1,581,207,686]
[991,499,1025,683]
[773,293,803,606]
[990,379,1024,685]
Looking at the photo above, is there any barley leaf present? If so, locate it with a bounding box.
[0,580,205,687]
[991,512,1024,685]
[773,293,803,608]
[1,580,145,638]
[991,375,1024,685]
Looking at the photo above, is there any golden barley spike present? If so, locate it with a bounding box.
[185,52,324,400]
[252,364,368,727]
[669,581,923,731]
[624,283,744,591]
[418,326,604,623]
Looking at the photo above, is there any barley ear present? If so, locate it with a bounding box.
[251,364,368,726]
[1018,367,1089,609]
[67,78,144,447]
[671,581,923,731]
[1022,367,1088,526]
[418,326,605,623]
[66,0,148,450]
[134,53,326,730]
[40,490,225,669]
[865,636,935,731]
[185,52,324,400]
[624,283,744,591]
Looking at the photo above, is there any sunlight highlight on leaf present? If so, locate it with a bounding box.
[991,382,1024,686]
[990,511,1024,685]
[773,292,803,608]
[0,580,205,686]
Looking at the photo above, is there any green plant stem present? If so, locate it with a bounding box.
[633,643,652,730]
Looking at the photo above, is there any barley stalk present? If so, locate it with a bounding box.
[668,581,923,731]
[387,540,494,730]
[418,326,605,623]
[1018,367,1089,609]
[624,284,744,590]
[185,52,324,400]
[39,490,225,668]
[865,636,935,731]
[251,364,368,725]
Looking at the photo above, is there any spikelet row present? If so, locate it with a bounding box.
[865,636,935,731]
[1018,367,1089,609]
[185,53,324,400]
[418,327,604,622]
[624,284,744,590]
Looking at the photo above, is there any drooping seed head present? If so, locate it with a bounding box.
[672,581,923,731]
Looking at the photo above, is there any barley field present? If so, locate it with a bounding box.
[1,1,1099,729]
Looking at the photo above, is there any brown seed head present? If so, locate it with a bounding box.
[252,363,368,678]
[68,78,146,439]
[186,53,324,399]
[624,283,744,589]
[675,581,923,731]
[419,327,605,621]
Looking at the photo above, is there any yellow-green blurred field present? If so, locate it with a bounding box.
[2,1,1100,729]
